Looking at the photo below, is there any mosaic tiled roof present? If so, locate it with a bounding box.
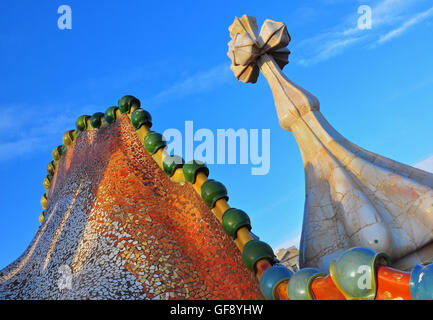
[0,95,432,300]
[0,98,265,299]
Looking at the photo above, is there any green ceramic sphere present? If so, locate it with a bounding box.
[118,95,140,114]
[76,115,90,131]
[72,130,78,141]
[330,247,389,300]
[163,155,185,177]
[52,145,65,161]
[43,175,52,191]
[242,240,275,272]
[89,112,105,129]
[144,131,166,155]
[222,208,251,239]
[200,179,228,209]
[287,268,325,300]
[183,160,209,184]
[260,263,293,300]
[104,106,118,124]
[410,264,433,300]
[39,211,45,224]
[47,161,56,176]
[40,193,48,209]
[131,108,152,130]
[62,130,76,147]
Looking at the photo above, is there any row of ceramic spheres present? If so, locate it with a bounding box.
[37,95,296,299]
[36,95,433,300]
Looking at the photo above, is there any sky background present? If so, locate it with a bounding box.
[0,0,432,269]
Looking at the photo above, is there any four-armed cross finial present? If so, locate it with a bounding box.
[228,15,433,272]
[227,14,320,131]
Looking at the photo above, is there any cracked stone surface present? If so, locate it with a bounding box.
[227,14,433,272]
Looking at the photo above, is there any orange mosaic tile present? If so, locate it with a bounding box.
[0,114,263,299]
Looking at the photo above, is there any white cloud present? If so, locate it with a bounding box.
[295,0,433,66]
[415,154,433,173]
[0,104,94,162]
[0,63,231,161]
[297,36,364,66]
[377,6,433,44]
[373,0,416,24]
[0,137,45,161]
[152,63,231,105]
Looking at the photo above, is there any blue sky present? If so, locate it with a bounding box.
[0,0,432,269]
